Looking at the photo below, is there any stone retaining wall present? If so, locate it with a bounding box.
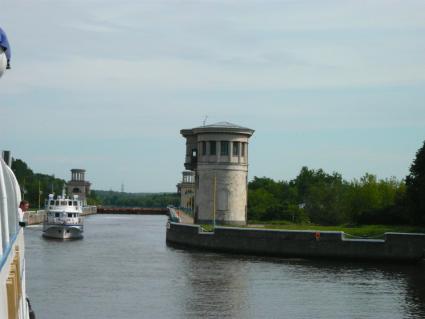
[82,206,97,216]
[166,222,425,262]
[25,210,46,225]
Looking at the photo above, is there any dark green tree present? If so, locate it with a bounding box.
[406,140,425,224]
[94,190,179,207]
[292,167,349,225]
[11,158,66,208]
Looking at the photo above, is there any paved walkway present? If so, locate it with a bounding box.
[176,209,194,224]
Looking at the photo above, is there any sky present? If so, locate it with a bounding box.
[1,0,424,192]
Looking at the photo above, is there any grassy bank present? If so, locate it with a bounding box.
[246,221,425,238]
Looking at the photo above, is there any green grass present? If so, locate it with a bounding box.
[200,224,215,232]
[245,221,425,238]
[198,221,425,238]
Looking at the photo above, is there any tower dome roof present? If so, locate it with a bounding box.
[182,121,254,136]
[199,122,250,129]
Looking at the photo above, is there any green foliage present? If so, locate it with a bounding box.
[348,174,406,224]
[248,167,406,226]
[293,167,348,225]
[248,176,307,222]
[11,159,66,209]
[87,190,102,206]
[406,140,425,224]
[248,188,279,220]
[95,190,180,208]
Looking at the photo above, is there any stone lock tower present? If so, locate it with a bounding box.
[181,122,254,225]
[67,169,91,203]
[178,171,195,211]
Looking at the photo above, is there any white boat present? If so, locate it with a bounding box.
[1,152,34,319]
[43,193,84,239]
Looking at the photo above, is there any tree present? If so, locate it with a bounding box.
[293,167,349,225]
[11,158,66,208]
[248,188,278,220]
[406,140,425,224]
[347,174,406,225]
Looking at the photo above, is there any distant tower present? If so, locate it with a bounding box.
[67,169,91,202]
[179,171,195,211]
[181,122,254,225]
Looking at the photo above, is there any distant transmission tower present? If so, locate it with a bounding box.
[203,115,208,126]
[121,183,125,193]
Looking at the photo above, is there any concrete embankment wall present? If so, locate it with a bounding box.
[166,222,425,262]
[25,211,46,225]
[82,206,97,216]
[24,206,97,225]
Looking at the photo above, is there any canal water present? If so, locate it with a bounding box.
[24,214,425,319]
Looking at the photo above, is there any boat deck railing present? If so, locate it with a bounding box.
[44,217,84,225]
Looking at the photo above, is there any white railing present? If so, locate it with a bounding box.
[44,217,83,225]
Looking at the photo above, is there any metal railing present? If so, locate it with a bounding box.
[44,217,83,225]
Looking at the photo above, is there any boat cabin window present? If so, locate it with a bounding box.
[55,201,59,205]
[68,213,73,217]
[50,200,55,205]
[68,201,72,205]
[55,213,60,217]
[73,201,78,206]
[61,201,67,205]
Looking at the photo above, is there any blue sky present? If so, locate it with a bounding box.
[1,0,424,192]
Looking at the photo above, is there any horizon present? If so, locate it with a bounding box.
[1,1,424,192]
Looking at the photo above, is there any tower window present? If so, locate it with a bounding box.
[220,141,229,156]
[233,142,239,156]
[202,141,207,155]
[241,143,246,157]
[210,141,216,155]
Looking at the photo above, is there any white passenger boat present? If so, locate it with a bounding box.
[43,193,84,239]
[1,152,34,319]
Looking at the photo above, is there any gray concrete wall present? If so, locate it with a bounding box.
[196,168,247,225]
[82,205,97,216]
[166,222,425,262]
[25,210,46,225]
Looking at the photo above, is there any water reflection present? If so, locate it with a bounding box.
[178,252,250,318]
[169,246,425,319]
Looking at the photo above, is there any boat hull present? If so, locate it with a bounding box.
[43,224,84,239]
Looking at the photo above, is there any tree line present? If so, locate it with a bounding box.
[248,140,425,225]
[10,158,178,209]
[95,190,179,208]
[11,159,67,209]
